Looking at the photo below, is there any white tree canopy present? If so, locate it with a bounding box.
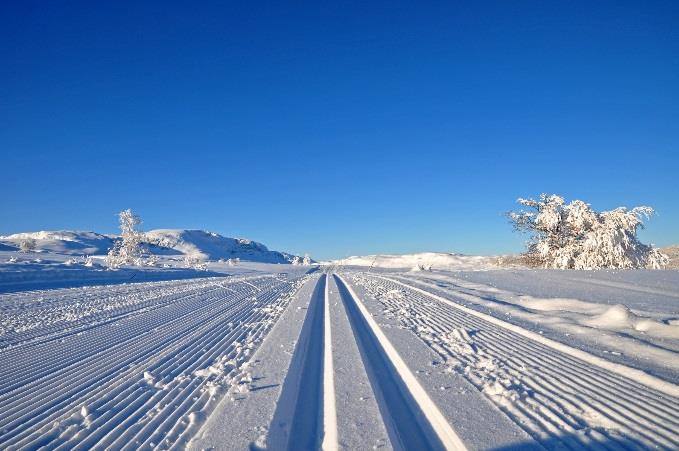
[106,209,147,268]
[508,194,668,269]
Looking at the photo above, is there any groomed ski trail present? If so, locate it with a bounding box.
[0,274,308,450]
[349,272,679,450]
[5,270,678,450]
[199,272,470,450]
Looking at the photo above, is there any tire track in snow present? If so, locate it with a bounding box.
[334,274,467,451]
[350,273,679,450]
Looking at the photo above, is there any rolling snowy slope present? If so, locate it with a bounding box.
[143,229,295,263]
[0,231,114,255]
[330,252,503,271]
[0,229,300,263]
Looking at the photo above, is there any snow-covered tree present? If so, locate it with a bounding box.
[302,254,312,265]
[290,255,301,265]
[508,194,668,270]
[19,238,37,253]
[106,209,147,268]
[184,255,209,271]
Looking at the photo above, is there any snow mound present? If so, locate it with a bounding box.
[143,229,294,263]
[0,231,114,255]
[584,304,640,329]
[331,252,500,271]
[581,304,679,338]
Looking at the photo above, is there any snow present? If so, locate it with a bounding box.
[0,230,114,255]
[0,272,309,449]
[397,270,679,383]
[321,275,338,451]
[663,245,679,269]
[0,227,313,293]
[329,252,504,271]
[144,229,296,263]
[335,274,467,450]
[0,228,302,264]
[348,272,679,448]
[1,256,677,449]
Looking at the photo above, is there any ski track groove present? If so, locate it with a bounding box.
[348,272,679,450]
[322,274,339,451]
[1,283,257,430]
[0,274,307,450]
[10,288,288,450]
[334,274,467,451]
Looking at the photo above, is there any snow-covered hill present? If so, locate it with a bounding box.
[0,229,298,263]
[332,247,677,272]
[329,252,505,271]
[661,245,679,269]
[0,231,114,255]
[143,229,295,263]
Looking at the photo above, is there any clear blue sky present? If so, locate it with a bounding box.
[2,1,677,260]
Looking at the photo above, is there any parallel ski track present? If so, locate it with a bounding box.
[0,274,306,450]
[335,274,466,451]
[0,277,275,349]
[350,273,679,450]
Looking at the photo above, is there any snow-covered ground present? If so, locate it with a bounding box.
[1,253,678,449]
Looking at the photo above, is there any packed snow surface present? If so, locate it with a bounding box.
[1,264,677,449]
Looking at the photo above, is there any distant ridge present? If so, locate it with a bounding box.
[0,229,301,264]
[328,252,503,271]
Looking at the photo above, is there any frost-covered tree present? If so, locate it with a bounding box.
[19,238,37,253]
[302,254,312,265]
[508,194,668,270]
[106,209,146,268]
[290,255,301,265]
[184,255,209,271]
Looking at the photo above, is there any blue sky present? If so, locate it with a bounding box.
[2,1,677,260]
